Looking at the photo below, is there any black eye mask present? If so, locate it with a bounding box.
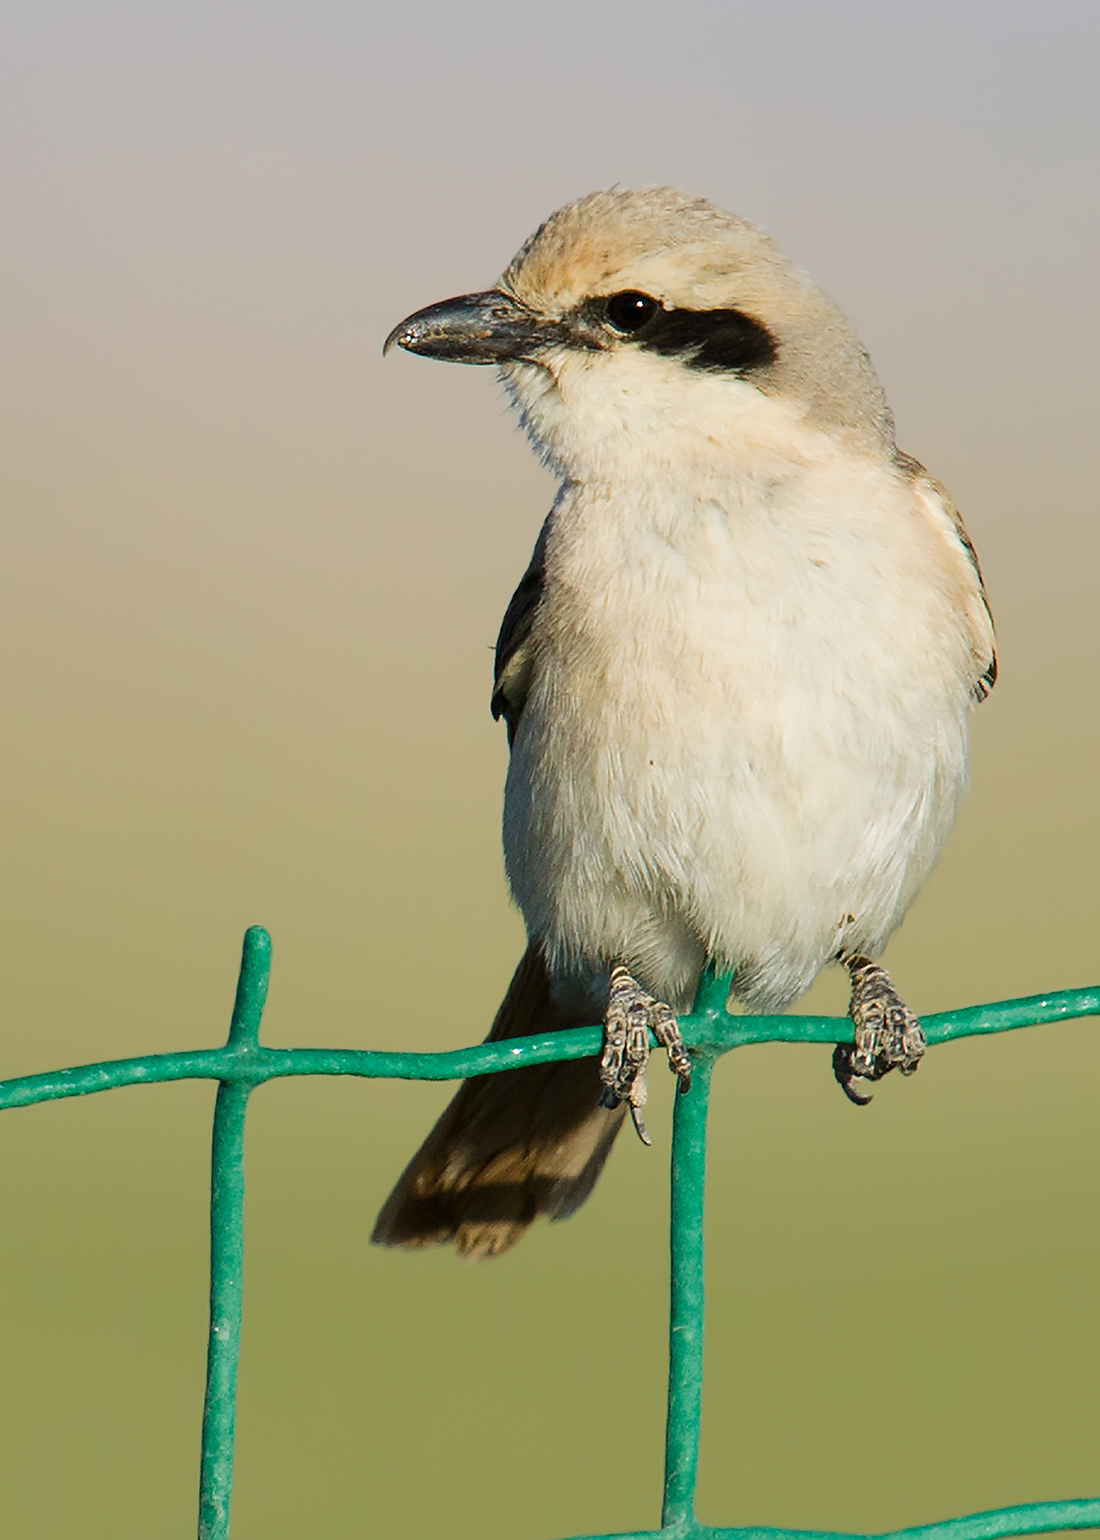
[592,290,778,375]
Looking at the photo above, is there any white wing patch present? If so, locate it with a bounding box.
[908,468,997,703]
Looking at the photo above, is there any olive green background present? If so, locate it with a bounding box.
[1,2,1098,1535]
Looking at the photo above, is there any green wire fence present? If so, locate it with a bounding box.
[1,924,1098,1540]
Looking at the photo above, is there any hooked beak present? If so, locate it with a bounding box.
[383,289,564,365]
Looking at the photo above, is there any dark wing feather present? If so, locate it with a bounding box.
[492,518,549,745]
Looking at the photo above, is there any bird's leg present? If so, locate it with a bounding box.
[832,954,926,1106]
[598,965,692,1144]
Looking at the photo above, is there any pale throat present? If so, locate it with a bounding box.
[503,349,840,494]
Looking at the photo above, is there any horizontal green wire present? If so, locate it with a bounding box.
[564,1494,1100,1540]
[0,984,1096,1111]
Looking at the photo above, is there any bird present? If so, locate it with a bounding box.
[371,187,996,1259]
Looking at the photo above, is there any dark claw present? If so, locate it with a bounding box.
[832,1043,874,1106]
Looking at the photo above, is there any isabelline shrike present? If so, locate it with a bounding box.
[372,187,996,1258]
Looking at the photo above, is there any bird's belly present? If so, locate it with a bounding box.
[503,524,971,1011]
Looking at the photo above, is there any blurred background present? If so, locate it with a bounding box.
[1,1,1098,1535]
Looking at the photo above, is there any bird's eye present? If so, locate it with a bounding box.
[604,291,659,333]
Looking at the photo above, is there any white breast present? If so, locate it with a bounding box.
[502,445,979,1013]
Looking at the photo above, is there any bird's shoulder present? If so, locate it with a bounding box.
[895,450,997,701]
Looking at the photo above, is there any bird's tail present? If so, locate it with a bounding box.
[371,942,623,1259]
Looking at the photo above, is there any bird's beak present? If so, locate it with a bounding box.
[383,290,562,365]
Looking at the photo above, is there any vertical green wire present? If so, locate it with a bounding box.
[198,927,270,1540]
[662,1050,714,1533]
[198,1079,250,1540]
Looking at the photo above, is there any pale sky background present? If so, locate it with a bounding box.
[1,3,1098,1538]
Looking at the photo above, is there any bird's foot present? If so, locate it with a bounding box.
[598,965,692,1144]
[833,955,925,1106]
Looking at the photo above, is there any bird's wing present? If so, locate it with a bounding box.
[492,518,550,745]
[896,451,997,702]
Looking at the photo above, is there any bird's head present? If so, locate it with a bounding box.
[385,188,893,481]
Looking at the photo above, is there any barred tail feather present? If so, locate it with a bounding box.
[370,943,623,1259]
